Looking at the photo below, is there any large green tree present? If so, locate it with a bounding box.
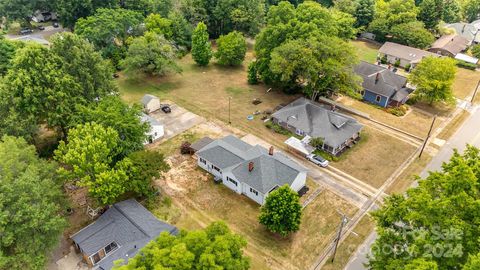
[409,57,456,105]
[145,12,193,50]
[54,122,130,204]
[418,0,443,30]
[355,0,375,27]
[463,0,480,22]
[259,185,302,237]
[126,150,170,197]
[215,31,247,66]
[0,136,66,270]
[179,0,265,37]
[0,0,52,26]
[1,44,82,136]
[121,32,181,75]
[55,0,118,29]
[390,21,435,49]
[254,1,360,97]
[113,222,250,269]
[0,39,23,76]
[72,96,149,160]
[191,22,213,66]
[369,145,480,269]
[75,8,144,50]
[0,34,115,138]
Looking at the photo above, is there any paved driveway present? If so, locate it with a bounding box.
[150,103,205,141]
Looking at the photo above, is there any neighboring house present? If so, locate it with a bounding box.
[354,61,413,108]
[141,94,160,113]
[140,113,164,144]
[428,34,470,57]
[31,11,57,22]
[378,42,439,68]
[71,199,179,270]
[271,98,363,156]
[445,22,480,45]
[196,135,307,205]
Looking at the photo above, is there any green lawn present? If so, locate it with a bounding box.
[350,40,380,63]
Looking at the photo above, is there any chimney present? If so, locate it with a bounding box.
[248,162,254,172]
[269,146,274,155]
[375,72,380,83]
[462,24,466,33]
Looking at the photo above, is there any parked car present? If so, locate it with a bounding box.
[306,154,329,167]
[161,104,171,113]
[53,22,59,28]
[19,28,33,35]
[37,25,45,30]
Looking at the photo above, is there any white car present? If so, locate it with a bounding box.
[306,154,329,167]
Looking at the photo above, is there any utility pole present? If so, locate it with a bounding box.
[331,214,349,263]
[471,80,480,103]
[419,115,437,158]
[228,97,232,125]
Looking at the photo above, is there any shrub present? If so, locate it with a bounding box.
[394,59,400,67]
[404,63,411,71]
[471,44,480,59]
[387,105,409,116]
[456,60,477,70]
[215,31,247,66]
[310,137,324,148]
[247,61,258,84]
[380,55,388,64]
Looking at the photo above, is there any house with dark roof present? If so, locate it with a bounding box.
[71,199,178,270]
[428,34,470,57]
[196,135,307,205]
[378,42,439,68]
[271,98,363,156]
[354,61,413,108]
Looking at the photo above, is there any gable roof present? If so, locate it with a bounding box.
[141,94,159,106]
[379,42,438,63]
[140,113,162,127]
[430,34,470,55]
[445,23,480,43]
[71,199,178,270]
[354,61,408,99]
[271,98,363,148]
[197,135,307,193]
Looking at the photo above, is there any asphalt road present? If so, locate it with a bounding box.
[344,105,480,270]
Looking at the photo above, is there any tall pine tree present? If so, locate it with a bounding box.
[191,22,213,66]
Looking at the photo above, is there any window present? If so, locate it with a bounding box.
[249,187,258,196]
[227,177,238,186]
[295,129,304,136]
[104,242,118,254]
[200,158,206,165]
[375,95,381,103]
[91,252,101,264]
[213,166,222,174]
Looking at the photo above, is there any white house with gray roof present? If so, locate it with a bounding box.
[140,113,164,144]
[71,199,178,270]
[141,94,160,113]
[272,98,363,156]
[196,135,307,205]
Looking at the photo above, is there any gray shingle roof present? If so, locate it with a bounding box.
[190,137,214,152]
[141,94,158,106]
[429,34,469,55]
[197,136,307,193]
[140,113,162,127]
[445,23,480,43]
[379,42,438,63]
[354,61,408,99]
[271,98,363,148]
[71,199,178,270]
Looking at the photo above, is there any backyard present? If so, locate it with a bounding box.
[350,40,380,63]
